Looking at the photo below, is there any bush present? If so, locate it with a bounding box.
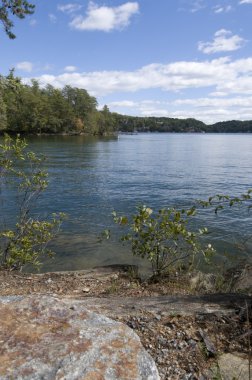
[108,205,215,278]
[0,134,64,271]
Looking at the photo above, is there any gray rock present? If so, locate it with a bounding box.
[199,328,217,356]
[0,295,23,304]
[190,272,217,293]
[231,262,252,293]
[218,353,251,380]
[0,295,159,380]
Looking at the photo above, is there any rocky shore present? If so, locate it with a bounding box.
[0,266,251,379]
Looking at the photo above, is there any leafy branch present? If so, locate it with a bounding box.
[198,189,252,214]
[0,0,35,39]
[104,205,215,278]
[0,134,65,271]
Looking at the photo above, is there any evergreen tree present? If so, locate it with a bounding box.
[0,0,35,39]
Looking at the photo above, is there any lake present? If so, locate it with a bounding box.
[1,133,252,273]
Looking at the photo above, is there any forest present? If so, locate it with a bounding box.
[0,70,117,136]
[114,114,252,133]
[1,71,252,135]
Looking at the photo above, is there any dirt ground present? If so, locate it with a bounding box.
[0,265,193,297]
[0,267,251,380]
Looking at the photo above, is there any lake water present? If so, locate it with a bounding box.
[2,133,252,272]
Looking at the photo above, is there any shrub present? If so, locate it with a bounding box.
[0,134,64,271]
[109,205,214,278]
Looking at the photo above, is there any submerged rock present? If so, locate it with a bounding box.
[0,295,159,380]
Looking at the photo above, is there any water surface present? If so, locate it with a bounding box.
[2,133,252,272]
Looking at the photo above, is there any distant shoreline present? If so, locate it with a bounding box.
[1,130,252,137]
[2,117,252,136]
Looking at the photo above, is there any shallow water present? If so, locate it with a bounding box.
[1,133,252,272]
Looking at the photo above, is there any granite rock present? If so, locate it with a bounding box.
[218,353,251,380]
[0,295,159,380]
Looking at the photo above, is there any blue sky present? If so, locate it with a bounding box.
[1,0,252,124]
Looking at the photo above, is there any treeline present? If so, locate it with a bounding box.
[115,114,252,133]
[0,70,116,135]
[1,71,252,135]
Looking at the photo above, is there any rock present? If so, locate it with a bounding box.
[94,264,139,275]
[190,272,217,293]
[199,329,217,356]
[0,295,159,380]
[218,353,251,380]
[82,287,90,293]
[231,262,252,293]
[188,339,197,348]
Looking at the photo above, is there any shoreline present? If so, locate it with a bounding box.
[1,266,251,379]
[1,131,252,137]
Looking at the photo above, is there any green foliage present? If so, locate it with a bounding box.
[198,190,252,214]
[0,134,64,271]
[115,114,252,133]
[0,81,7,131]
[0,71,116,136]
[198,189,252,263]
[0,0,35,39]
[111,205,215,277]
[2,72,252,136]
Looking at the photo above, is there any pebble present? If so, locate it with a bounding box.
[182,373,194,380]
[178,341,187,349]
[111,274,119,280]
[188,338,197,348]
[82,287,90,293]
[161,348,169,355]
[157,336,168,347]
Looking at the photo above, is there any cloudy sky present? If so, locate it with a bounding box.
[1,0,252,124]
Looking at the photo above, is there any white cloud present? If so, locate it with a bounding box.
[69,1,139,32]
[173,96,252,107]
[170,96,252,123]
[23,56,252,124]
[106,96,252,124]
[213,5,232,13]
[43,64,54,71]
[29,19,37,26]
[16,61,34,73]
[180,1,234,13]
[58,3,82,13]
[209,91,228,97]
[190,0,206,13]
[49,13,57,23]
[29,56,252,97]
[109,97,252,110]
[109,100,136,107]
[165,108,252,124]
[239,0,252,4]
[198,29,246,54]
[64,65,78,72]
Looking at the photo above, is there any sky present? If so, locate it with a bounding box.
[1,0,252,124]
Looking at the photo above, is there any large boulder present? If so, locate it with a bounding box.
[0,295,159,380]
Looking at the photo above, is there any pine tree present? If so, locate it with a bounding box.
[0,0,35,39]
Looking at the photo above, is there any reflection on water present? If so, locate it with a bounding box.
[2,133,252,272]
